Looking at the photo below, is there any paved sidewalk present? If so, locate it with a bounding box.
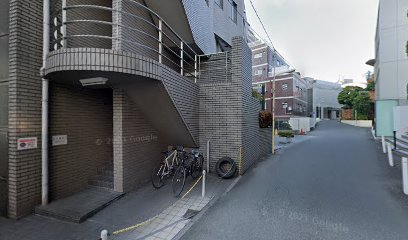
[0,174,233,240]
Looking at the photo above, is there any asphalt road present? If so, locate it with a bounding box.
[180,120,408,240]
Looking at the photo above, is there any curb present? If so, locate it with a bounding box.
[172,176,242,240]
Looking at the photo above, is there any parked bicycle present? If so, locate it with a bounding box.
[151,146,185,189]
[172,149,204,197]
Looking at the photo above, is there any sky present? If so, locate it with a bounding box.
[244,0,379,83]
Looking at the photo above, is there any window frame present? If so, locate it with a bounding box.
[215,0,223,9]
[230,1,238,23]
[254,53,263,59]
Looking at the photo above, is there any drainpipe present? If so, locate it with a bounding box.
[41,0,50,206]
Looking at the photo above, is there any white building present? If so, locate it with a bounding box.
[305,78,342,120]
[374,0,408,137]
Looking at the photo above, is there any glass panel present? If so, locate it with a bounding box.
[0,36,8,81]
[375,100,398,137]
[0,83,7,126]
[0,0,9,35]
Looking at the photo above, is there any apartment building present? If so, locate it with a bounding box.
[248,40,307,120]
[0,0,274,220]
[374,0,408,137]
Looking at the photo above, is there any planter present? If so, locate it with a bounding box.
[279,136,293,144]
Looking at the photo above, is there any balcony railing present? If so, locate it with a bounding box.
[51,0,198,81]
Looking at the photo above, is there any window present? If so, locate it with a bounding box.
[230,1,237,23]
[282,102,288,109]
[276,60,280,66]
[255,69,263,76]
[215,0,223,9]
[282,83,288,90]
[254,53,263,59]
[204,0,209,6]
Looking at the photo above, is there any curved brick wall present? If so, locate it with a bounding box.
[45,48,199,145]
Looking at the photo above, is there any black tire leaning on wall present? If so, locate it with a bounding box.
[216,157,237,179]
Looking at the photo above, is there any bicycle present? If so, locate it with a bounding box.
[172,149,204,197]
[151,146,184,189]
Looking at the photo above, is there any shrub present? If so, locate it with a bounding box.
[259,111,272,128]
[275,121,292,130]
[278,131,294,138]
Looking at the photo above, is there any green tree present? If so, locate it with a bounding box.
[366,81,375,91]
[337,86,363,109]
[252,89,264,102]
[352,91,371,120]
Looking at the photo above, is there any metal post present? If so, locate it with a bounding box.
[202,170,206,198]
[393,131,397,150]
[194,55,197,83]
[206,140,210,173]
[402,157,408,195]
[387,143,394,167]
[225,52,228,82]
[158,20,162,63]
[272,50,276,155]
[198,55,201,82]
[41,0,51,206]
[180,42,184,75]
[100,230,108,240]
[61,0,67,48]
[381,136,386,154]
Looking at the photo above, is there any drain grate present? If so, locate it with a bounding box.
[182,209,200,219]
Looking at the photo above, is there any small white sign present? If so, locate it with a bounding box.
[52,135,68,146]
[17,137,38,150]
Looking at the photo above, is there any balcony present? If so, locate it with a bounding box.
[45,0,200,147]
[48,0,198,81]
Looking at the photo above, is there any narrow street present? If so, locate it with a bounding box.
[181,121,408,240]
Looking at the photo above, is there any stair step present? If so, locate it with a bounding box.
[402,134,408,141]
[97,168,113,177]
[88,179,114,189]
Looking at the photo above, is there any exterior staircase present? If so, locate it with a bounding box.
[88,163,114,189]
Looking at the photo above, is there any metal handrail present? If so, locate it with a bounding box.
[125,0,197,55]
[54,1,198,81]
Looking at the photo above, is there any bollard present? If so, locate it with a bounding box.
[402,157,408,195]
[202,170,206,198]
[387,143,394,167]
[381,136,386,154]
[100,230,108,240]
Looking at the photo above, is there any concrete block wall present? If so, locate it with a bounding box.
[7,0,43,219]
[48,83,113,200]
[113,89,164,193]
[235,37,262,173]
[259,128,272,157]
[161,66,199,145]
[198,36,267,174]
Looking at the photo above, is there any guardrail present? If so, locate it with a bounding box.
[51,0,198,81]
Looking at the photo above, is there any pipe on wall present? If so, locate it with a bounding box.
[41,0,50,206]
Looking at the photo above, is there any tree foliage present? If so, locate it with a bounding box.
[352,91,371,120]
[252,89,264,102]
[337,86,363,109]
[366,81,375,91]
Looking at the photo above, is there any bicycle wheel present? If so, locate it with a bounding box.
[172,166,186,197]
[191,156,203,179]
[152,165,165,189]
